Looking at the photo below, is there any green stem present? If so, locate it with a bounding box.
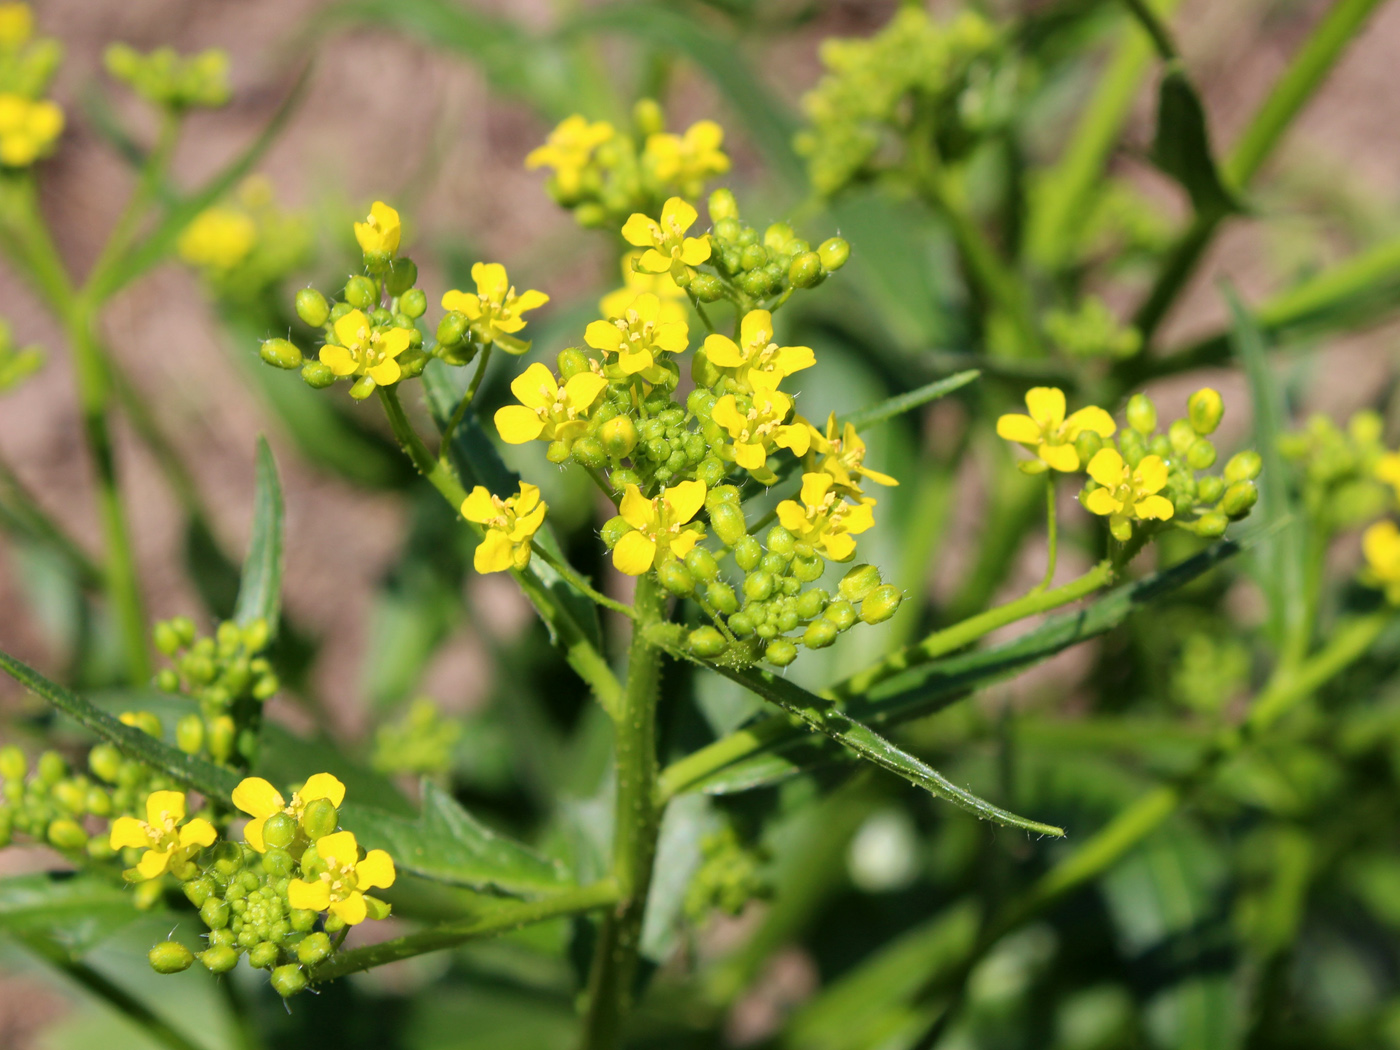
[1119,0,1177,59]
[313,879,620,981]
[532,542,635,618]
[581,573,666,1050]
[1035,475,1058,593]
[833,561,1114,700]
[439,345,492,458]
[686,290,716,334]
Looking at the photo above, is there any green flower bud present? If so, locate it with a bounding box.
[199,945,239,974]
[788,252,823,289]
[149,942,195,974]
[248,941,280,970]
[762,223,794,252]
[658,559,695,597]
[734,536,762,572]
[201,898,231,930]
[739,244,767,272]
[1126,393,1157,435]
[271,964,308,997]
[545,439,570,464]
[1224,450,1262,483]
[386,257,418,296]
[1074,430,1104,467]
[553,346,588,378]
[711,503,749,548]
[1196,475,1224,503]
[301,798,338,841]
[838,564,881,603]
[89,744,121,783]
[706,581,739,616]
[296,932,333,967]
[790,553,822,583]
[803,619,839,649]
[1196,512,1229,537]
[1187,388,1224,435]
[817,237,850,271]
[690,274,725,302]
[85,787,111,816]
[1186,438,1217,470]
[1118,429,1146,467]
[437,311,469,348]
[692,347,722,389]
[184,876,216,908]
[688,626,728,658]
[261,811,297,851]
[572,436,606,470]
[1168,419,1196,457]
[676,549,715,585]
[54,780,86,812]
[695,456,726,488]
[600,416,638,459]
[1222,480,1258,519]
[260,338,303,370]
[152,620,182,656]
[601,516,631,550]
[765,638,798,666]
[154,669,179,695]
[208,715,236,763]
[295,288,330,328]
[860,585,903,625]
[289,908,317,933]
[738,271,769,298]
[794,587,828,620]
[36,751,66,784]
[823,600,856,631]
[743,571,775,602]
[175,714,204,755]
[708,188,739,222]
[344,275,378,309]
[399,287,427,320]
[48,818,88,851]
[329,301,353,323]
[0,746,26,781]
[728,611,755,638]
[300,360,335,389]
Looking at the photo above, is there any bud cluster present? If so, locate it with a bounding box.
[0,3,63,168]
[177,176,311,303]
[1043,296,1142,361]
[1278,411,1394,533]
[371,697,463,777]
[683,825,771,924]
[103,43,230,110]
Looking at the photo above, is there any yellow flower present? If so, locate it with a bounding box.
[287,830,395,926]
[585,292,689,376]
[807,412,898,493]
[996,387,1116,472]
[526,115,614,198]
[232,772,346,853]
[177,207,257,271]
[0,3,33,48]
[319,309,411,393]
[712,388,810,479]
[702,309,815,393]
[461,482,547,573]
[1377,452,1400,501]
[1082,449,1175,541]
[1363,519,1400,603]
[621,196,711,280]
[353,201,401,256]
[0,94,63,167]
[613,480,707,575]
[109,790,217,880]
[600,250,686,320]
[644,120,730,189]
[776,472,876,561]
[441,262,549,352]
[494,362,608,446]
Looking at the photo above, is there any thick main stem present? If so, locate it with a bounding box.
[581,573,666,1050]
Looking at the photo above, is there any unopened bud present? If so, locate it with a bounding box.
[1196,512,1229,537]
[1196,476,1224,503]
[734,536,762,572]
[601,416,638,458]
[690,273,724,302]
[295,288,330,328]
[300,360,335,389]
[688,626,727,658]
[860,584,903,625]
[207,715,235,762]
[708,188,739,223]
[0,745,26,781]
[175,714,204,755]
[1221,480,1258,519]
[803,619,839,649]
[48,818,88,851]
[1126,393,1156,435]
[710,502,748,547]
[1186,438,1217,470]
[149,942,194,974]
[765,638,798,666]
[385,257,418,296]
[199,945,238,974]
[838,564,881,603]
[399,287,427,320]
[271,964,308,998]
[788,252,824,289]
[1074,429,1104,466]
[437,311,469,348]
[296,932,333,967]
[823,599,856,631]
[1187,388,1224,435]
[1224,450,1262,483]
[344,275,378,309]
[817,237,850,272]
[301,797,339,840]
[658,559,695,597]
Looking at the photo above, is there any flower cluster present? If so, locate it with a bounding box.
[104,43,230,110]
[372,697,463,777]
[0,3,62,168]
[683,824,771,924]
[1043,296,1142,361]
[795,7,1000,196]
[151,616,279,766]
[177,176,311,302]
[1278,411,1393,534]
[527,99,730,229]
[0,315,42,393]
[999,386,1262,543]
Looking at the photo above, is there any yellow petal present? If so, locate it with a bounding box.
[653,321,688,354]
[669,530,700,560]
[996,414,1042,445]
[613,531,657,575]
[773,345,815,376]
[823,533,857,561]
[1134,455,1169,494]
[474,529,516,574]
[287,878,331,912]
[377,327,412,357]
[844,500,876,535]
[319,344,358,377]
[1133,494,1175,521]
[301,773,346,807]
[740,310,773,350]
[679,236,711,266]
[638,248,671,273]
[619,484,656,529]
[180,818,217,849]
[1024,387,1066,429]
[778,425,811,457]
[243,815,268,853]
[495,405,545,444]
[146,790,186,827]
[710,395,743,435]
[472,261,509,302]
[660,196,698,234]
[1064,406,1116,439]
[331,891,368,926]
[563,372,608,412]
[357,849,396,890]
[461,486,498,524]
[664,480,707,524]
[1364,521,1400,571]
[232,777,285,819]
[860,466,899,487]
[514,289,549,313]
[734,441,766,470]
[109,816,149,851]
[617,346,654,375]
[799,471,833,508]
[136,848,171,880]
[316,831,358,867]
[1038,443,1080,472]
[703,334,745,368]
[334,309,369,350]
[776,500,807,534]
[585,319,624,353]
[367,359,401,387]
[1083,488,1120,516]
[621,213,659,248]
[511,362,557,409]
[1086,448,1125,489]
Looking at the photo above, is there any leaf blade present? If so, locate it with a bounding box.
[233,436,285,634]
[842,370,980,431]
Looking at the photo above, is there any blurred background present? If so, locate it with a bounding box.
[4,0,1400,1047]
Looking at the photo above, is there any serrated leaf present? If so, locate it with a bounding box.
[0,874,143,955]
[0,649,238,802]
[232,437,284,635]
[1150,65,1241,220]
[842,370,980,430]
[339,781,571,895]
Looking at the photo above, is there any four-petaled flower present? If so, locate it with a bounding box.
[703,310,815,393]
[808,412,898,494]
[232,772,346,853]
[287,830,395,926]
[621,196,711,281]
[461,482,547,574]
[494,362,609,447]
[585,292,689,376]
[1082,449,1175,541]
[712,388,810,480]
[643,120,730,190]
[525,115,614,199]
[109,790,217,879]
[1363,520,1400,603]
[441,262,549,353]
[178,207,256,272]
[996,387,1116,472]
[319,309,411,395]
[600,250,686,320]
[613,480,707,575]
[0,93,63,168]
[776,472,876,561]
[353,201,401,257]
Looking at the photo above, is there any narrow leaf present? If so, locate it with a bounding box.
[233,436,285,634]
[1150,65,1241,220]
[842,370,980,431]
[0,648,239,802]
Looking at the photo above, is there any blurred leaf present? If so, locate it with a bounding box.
[232,437,285,635]
[1150,65,1241,220]
[340,781,571,896]
[183,515,240,621]
[0,874,142,955]
[639,793,718,963]
[0,649,239,801]
[0,344,42,392]
[843,370,980,430]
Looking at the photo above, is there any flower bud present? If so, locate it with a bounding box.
[823,600,856,631]
[734,536,762,572]
[149,942,195,974]
[765,638,798,666]
[153,620,182,656]
[48,818,88,850]
[256,810,296,850]
[553,346,588,378]
[788,252,824,289]
[1126,393,1156,435]
[694,456,725,488]
[803,619,839,649]
[742,571,774,603]
[271,964,308,998]
[838,564,881,603]
[399,288,427,320]
[1224,450,1262,483]
[706,581,739,615]
[1196,475,1224,504]
[1222,480,1258,519]
[199,945,239,974]
[860,585,903,625]
[708,188,739,222]
[1196,512,1229,537]
[1186,438,1217,470]
[1167,419,1195,457]
[688,626,727,658]
[300,361,335,389]
[183,876,215,908]
[1187,388,1224,435]
[386,257,418,296]
[791,553,824,582]
[175,714,204,755]
[295,288,330,328]
[658,560,695,597]
[249,941,280,969]
[572,436,606,470]
[817,237,850,271]
[710,503,748,547]
[296,931,333,967]
[684,547,720,583]
[545,439,570,464]
[200,898,231,929]
[437,311,469,348]
[88,743,121,783]
[600,516,631,550]
[690,273,725,302]
[600,416,638,459]
[1118,429,1146,468]
[0,746,26,781]
[208,715,236,763]
[345,275,378,309]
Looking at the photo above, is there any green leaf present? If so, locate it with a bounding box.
[0,874,143,955]
[0,648,239,802]
[183,515,240,621]
[232,437,284,635]
[842,370,980,431]
[1150,65,1241,221]
[0,345,42,392]
[339,781,572,895]
[662,530,1260,796]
